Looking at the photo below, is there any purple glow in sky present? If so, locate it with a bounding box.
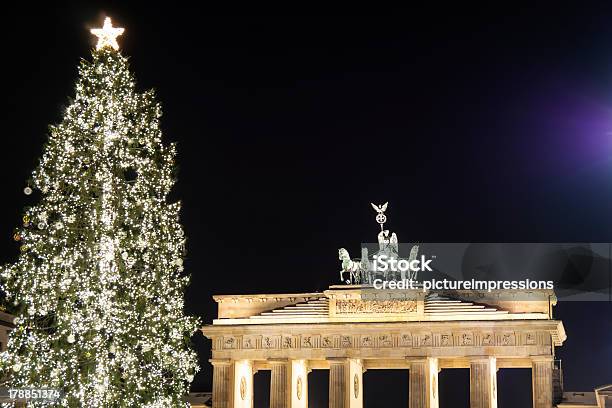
[520,82,612,177]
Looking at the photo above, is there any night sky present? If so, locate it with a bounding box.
[2,4,612,407]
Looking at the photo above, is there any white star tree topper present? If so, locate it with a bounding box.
[90,17,124,50]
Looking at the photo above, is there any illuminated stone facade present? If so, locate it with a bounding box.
[202,286,566,407]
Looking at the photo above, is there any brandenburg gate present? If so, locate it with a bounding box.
[201,286,565,408]
[201,204,566,407]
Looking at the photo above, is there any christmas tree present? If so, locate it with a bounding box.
[0,18,199,406]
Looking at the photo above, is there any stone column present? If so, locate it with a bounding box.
[290,359,309,408]
[270,359,289,408]
[329,358,347,408]
[409,357,439,408]
[470,357,497,408]
[211,359,233,408]
[233,359,254,408]
[328,358,364,408]
[532,356,553,408]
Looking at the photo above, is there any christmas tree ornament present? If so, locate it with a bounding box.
[67,334,76,344]
[13,233,21,241]
[23,187,32,195]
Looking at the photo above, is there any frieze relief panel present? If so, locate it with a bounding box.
[400,333,413,347]
[378,334,394,348]
[282,335,298,349]
[360,335,374,348]
[524,332,537,345]
[214,330,550,350]
[459,332,474,346]
[262,335,281,349]
[498,332,516,346]
[242,335,259,349]
[321,335,338,348]
[341,335,353,348]
[481,332,495,346]
[301,334,319,348]
[223,335,239,349]
[416,333,433,347]
[335,299,417,314]
[439,333,453,347]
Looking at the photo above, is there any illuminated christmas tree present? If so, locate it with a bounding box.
[0,18,199,406]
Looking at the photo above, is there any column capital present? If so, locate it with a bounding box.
[531,355,554,363]
[292,359,312,374]
[469,356,497,363]
[407,357,439,363]
[209,358,232,367]
[269,358,290,365]
[348,358,366,373]
[327,357,350,364]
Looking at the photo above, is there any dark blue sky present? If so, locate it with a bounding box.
[1,3,612,405]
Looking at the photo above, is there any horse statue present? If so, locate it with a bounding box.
[338,248,368,284]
